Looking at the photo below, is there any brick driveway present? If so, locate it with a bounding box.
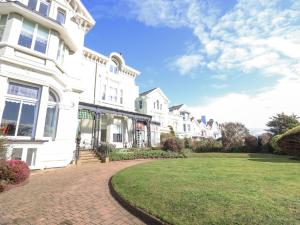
[0,160,150,225]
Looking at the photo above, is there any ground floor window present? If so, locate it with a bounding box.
[112,124,122,143]
[1,100,37,137]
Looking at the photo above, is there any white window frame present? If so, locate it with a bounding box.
[0,14,8,42]
[18,18,50,54]
[37,0,51,17]
[43,90,59,140]
[56,8,66,24]
[2,81,41,139]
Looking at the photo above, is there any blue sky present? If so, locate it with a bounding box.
[82,0,300,131]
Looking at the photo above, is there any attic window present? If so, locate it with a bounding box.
[110,60,119,74]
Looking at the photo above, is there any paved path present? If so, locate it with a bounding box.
[0,160,150,225]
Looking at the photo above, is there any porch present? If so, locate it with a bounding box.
[77,102,152,150]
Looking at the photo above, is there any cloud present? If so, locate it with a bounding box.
[171,54,204,75]
[90,0,300,129]
[190,77,300,131]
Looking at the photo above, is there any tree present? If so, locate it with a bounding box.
[266,113,300,135]
[221,122,250,148]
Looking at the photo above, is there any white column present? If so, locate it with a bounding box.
[35,86,49,139]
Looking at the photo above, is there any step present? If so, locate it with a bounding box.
[78,159,101,164]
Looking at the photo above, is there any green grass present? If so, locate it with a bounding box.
[112,153,300,225]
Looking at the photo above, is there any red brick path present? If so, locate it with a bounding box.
[0,160,150,225]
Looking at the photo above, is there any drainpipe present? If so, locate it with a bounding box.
[93,60,98,105]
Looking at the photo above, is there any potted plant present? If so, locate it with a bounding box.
[97,142,115,163]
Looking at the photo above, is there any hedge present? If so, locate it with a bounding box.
[109,150,186,161]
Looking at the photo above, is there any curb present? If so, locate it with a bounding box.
[108,177,170,225]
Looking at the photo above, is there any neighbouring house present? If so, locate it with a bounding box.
[136,88,169,146]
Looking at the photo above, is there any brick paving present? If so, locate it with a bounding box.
[0,160,151,225]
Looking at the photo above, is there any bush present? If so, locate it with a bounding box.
[5,160,30,185]
[258,133,273,152]
[277,126,300,158]
[163,138,184,152]
[192,138,223,152]
[271,135,283,154]
[184,138,193,149]
[160,133,174,145]
[0,134,7,160]
[109,150,186,161]
[97,142,116,158]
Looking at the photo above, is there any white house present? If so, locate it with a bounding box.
[0,0,151,169]
[136,88,169,146]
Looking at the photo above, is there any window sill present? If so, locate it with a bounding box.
[6,138,49,144]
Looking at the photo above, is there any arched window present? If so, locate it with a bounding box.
[44,89,59,139]
[109,60,119,74]
[156,100,159,109]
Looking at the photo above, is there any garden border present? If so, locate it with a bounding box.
[108,177,169,225]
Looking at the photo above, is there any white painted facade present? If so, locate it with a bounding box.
[136,88,169,146]
[0,0,95,169]
[0,0,221,170]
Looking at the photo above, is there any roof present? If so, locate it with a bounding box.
[140,88,158,96]
[169,104,184,111]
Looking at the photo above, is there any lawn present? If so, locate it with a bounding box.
[112,153,300,225]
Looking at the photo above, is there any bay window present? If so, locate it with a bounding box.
[43,90,59,139]
[56,40,66,64]
[18,19,49,54]
[0,15,8,41]
[0,82,40,137]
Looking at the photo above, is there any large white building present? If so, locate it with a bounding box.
[0,0,220,169]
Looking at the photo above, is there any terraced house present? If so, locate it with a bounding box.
[0,0,220,170]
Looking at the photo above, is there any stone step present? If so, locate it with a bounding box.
[78,159,101,164]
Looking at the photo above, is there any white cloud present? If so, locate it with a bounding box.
[105,0,300,129]
[172,54,204,75]
[190,77,300,131]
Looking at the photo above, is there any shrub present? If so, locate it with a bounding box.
[109,149,185,161]
[184,138,193,149]
[0,134,7,160]
[192,138,222,152]
[97,142,116,158]
[271,135,283,154]
[258,133,273,152]
[277,126,300,158]
[5,160,30,185]
[160,133,174,145]
[163,138,184,152]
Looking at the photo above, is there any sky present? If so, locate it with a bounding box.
[82,0,300,133]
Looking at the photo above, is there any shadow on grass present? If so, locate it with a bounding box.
[248,154,300,163]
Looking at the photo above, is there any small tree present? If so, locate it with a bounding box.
[0,131,7,160]
[221,122,249,148]
[266,113,299,135]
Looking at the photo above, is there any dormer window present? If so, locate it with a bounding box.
[109,60,119,74]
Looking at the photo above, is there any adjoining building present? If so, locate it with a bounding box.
[0,0,220,170]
